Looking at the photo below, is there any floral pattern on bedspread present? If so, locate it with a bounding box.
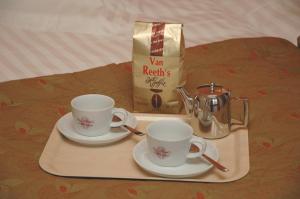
[0,37,300,199]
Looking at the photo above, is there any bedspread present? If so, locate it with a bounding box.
[0,37,300,199]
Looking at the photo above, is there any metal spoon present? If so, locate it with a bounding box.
[112,115,144,136]
[190,143,229,172]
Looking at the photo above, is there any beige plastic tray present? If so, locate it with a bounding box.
[39,113,250,182]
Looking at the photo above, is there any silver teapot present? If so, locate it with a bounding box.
[177,83,249,139]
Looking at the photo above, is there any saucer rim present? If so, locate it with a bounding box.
[132,138,219,178]
[56,112,137,145]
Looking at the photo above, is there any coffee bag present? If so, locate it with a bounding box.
[132,21,185,113]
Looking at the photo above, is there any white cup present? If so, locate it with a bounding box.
[146,120,207,167]
[71,94,128,137]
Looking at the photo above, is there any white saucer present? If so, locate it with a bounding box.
[56,112,137,145]
[133,137,219,178]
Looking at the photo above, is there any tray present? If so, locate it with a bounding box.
[39,113,250,182]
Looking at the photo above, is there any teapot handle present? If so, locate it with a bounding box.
[231,97,249,128]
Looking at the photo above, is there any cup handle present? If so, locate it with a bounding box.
[186,138,207,159]
[111,108,128,128]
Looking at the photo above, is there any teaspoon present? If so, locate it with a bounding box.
[190,143,229,172]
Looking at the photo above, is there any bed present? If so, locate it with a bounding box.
[1,1,300,198]
[0,0,299,82]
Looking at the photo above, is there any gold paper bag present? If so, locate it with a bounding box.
[132,21,185,113]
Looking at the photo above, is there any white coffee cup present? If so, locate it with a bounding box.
[146,120,207,167]
[71,94,128,137]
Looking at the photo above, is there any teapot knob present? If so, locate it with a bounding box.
[210,82,215,93]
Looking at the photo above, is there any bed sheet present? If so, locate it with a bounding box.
[0,0,299,83]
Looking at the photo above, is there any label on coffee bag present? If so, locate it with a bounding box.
[132,21,185,113]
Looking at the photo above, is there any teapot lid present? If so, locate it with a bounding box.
[197,83,229,112]
[197,83,227,96]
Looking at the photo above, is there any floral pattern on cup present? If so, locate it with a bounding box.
[76,117,94,129]
[153,146,170,159]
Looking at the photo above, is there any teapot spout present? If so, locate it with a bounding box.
[176,86,194,115]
